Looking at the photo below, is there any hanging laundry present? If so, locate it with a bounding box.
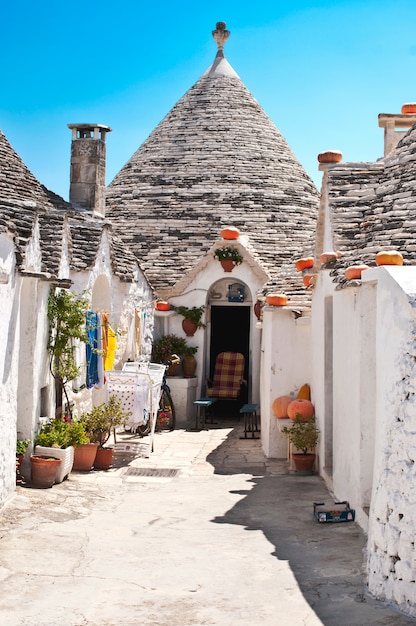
[135,308,142,356]
[72,338,86,392]
[105,326,118,371]
[96,312,105,389]
[86,311,99,389]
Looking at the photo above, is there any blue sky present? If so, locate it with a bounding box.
[2,0,416,200]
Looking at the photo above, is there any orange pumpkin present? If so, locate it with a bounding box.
[272,395,293,419]
[303,274,314,287]
[344,264,370,280]
[287,399,315,422]
[375,250,403,266]
[295,257,314,272]
[266,294,288,307]
[155,301,171,311]
[317,150,343,164]
[401,103,416,114]
[221,226,240,240]
[297,384,311,401]
[320,251,338,264]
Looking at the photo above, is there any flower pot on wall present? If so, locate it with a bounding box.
[93,447,114,470]
[220,259,236,272]
[182,318,198,337]
[73,443,99,471]
[30,455,62,488]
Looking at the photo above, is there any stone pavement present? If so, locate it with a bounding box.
[1,420,415,626]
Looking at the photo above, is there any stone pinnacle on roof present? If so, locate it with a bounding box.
[212,22,230,57]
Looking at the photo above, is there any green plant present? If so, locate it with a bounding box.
[151,334,191,364]
[214,246,243,265]
[80,396,129,448]
[173,305,206,329]
[47,289,90,418]
[282,415,319,455]
[183,345,198,356]
[34,418,89,449]
[16,438,31,456]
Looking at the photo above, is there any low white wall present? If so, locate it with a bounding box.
[166,377,198,426]
[261,306,312,458]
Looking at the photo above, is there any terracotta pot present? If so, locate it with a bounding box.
[94,447,114,470]
[401,103,416,114]
[16,454,24,480]
[317,150,342,164]
[293,453,316,474]
[254,301,263,320]
[73,443,99,471]
[220,259,235,272]
[155,301,170,311]
[167,362,180,376]
[30,455,62,488]
[182,318,198,337]
[182,354,197,378]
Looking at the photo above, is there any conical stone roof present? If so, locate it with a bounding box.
[106,23,320,301]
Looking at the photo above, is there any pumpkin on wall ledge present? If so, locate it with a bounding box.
[221,226,240,240]
[266,293,288,307]
[295,257,314,272]
[272,395,293,419]
[320,251,339,265]
[375,250,404,266]
[344,264,370,281]
[287,399,315,422]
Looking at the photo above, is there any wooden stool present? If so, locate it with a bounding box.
[239,404,260,439]
[190,398,217,431]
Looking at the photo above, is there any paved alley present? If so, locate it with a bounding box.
[1,421,415,626]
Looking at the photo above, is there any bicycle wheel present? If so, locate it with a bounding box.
[157,387,176,431]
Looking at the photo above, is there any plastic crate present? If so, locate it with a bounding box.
[313,501,355,523]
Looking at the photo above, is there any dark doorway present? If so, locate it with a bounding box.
[209,306,250,416]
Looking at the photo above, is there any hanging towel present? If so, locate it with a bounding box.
[96,312,105,389]
[86,311,99,389]
[105,326,118,371]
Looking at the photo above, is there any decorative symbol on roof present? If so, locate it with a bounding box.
[212,22,230,55]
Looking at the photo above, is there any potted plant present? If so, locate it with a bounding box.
[214,246,243,272]
[34,417,88,483]
[172,305,206,336]
[151,334,190,375]
[16,438,31,481]
[79,396,129,470]
[182,345,198,378]
[282,415,319,473]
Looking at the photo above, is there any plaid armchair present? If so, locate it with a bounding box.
[207,352,246,399]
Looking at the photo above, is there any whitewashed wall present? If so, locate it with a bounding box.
[0,235,19,507]
[155,246,267,407]
[260,306,312,458]
[365,267,416,615]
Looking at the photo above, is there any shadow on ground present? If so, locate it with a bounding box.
[206,427,416,626]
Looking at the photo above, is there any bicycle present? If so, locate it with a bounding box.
[136,355,179,436]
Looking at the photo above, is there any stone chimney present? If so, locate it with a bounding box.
[68,123,111,217]
[378,104,416,157]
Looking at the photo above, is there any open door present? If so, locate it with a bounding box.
[209,305,250,415]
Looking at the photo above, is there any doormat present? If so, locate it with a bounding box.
[124,467,179,478]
